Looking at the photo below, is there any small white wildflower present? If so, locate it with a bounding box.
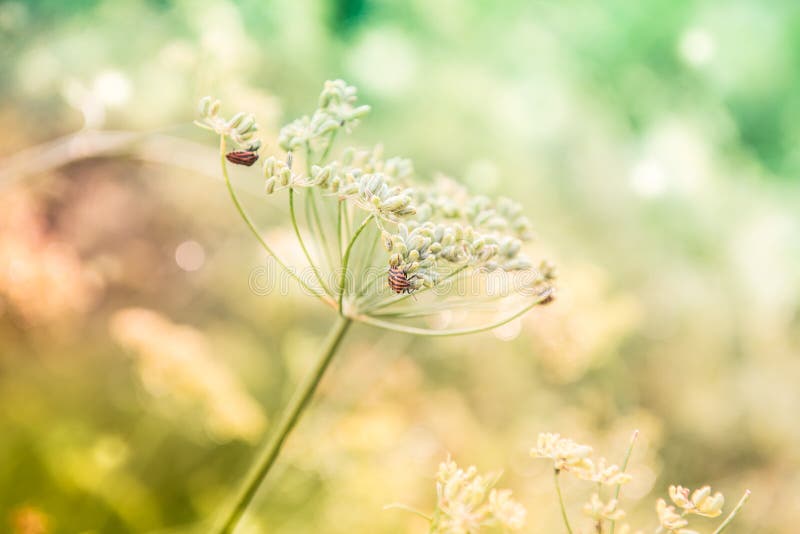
[424,457,526,534]
[489,489,526,531]
[195,96,260,150]
[339,172,416,221]
[583,493,625,522]
[278,79,369,152]
[531,432,593,473]
[668,485,725,518]
[262,155,304,193]
[574,457,633,486]
[656,498,698,534]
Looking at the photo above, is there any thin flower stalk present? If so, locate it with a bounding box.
[711,490,751,534]
[215,315,352,534]
[554,468,575,534]
[609,430,639,534]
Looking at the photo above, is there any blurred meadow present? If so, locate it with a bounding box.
[2,0,800,532]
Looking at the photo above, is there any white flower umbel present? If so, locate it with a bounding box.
[197,79,555,334]
[197,80,555,534]
[387,457,526,533]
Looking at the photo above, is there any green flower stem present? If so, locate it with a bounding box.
[318,129,338,164]
[308,188,336,270]
[711,490,751,534]
[216,315,353,534]
[304,142,336,271]
[554,469,574,534]
[342,200,352,239]
[219,137,332,306]
[353,231,382,299]
[609,430,639,534]
[369,304,497,320]
[356,288,553,336]
[337,200,344,260]
[304,192,325,266]
[338,215,374,313]
[289,188,333,296]
[355,265,382,299]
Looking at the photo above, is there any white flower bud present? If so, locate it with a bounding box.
[227,112,247,129]
[198,96,213,116]
[209,99,220,117]
[262,157,276,177]
[279,167,292,187]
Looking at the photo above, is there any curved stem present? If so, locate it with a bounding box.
[308,188,335,270]
[338,215,373,314]
[355,266,383,300]
[290,188,333,296]
[337,200,344,260]
[356,288,553,337]
[318,129,338,164]
[711,490,751,534]
[304,142,335,271]
[609,430,639,534]
[219,137,333,307]
[216,315,353,534]
[554,469,574,534]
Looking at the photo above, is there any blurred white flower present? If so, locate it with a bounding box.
[531,432,593,473]
[109,307,267,443]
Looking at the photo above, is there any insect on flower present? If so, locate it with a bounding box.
[539,291,555,305]
[226,150,260,166]
[387,265,417,294]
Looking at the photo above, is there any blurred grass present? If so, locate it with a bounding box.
[1,0,799,532]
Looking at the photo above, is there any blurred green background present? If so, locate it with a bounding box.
[1,0,799,532]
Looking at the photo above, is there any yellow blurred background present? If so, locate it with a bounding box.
[1,0,799,532]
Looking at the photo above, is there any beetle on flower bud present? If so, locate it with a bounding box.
[226,150,259,166]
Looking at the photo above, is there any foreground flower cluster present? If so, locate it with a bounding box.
[394,432,749,534]
[195,80,555,335]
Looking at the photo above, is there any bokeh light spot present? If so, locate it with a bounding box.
[92,70,132,107]
[630,159,667,198]
[175,240,205,272]
[679,28,715,67]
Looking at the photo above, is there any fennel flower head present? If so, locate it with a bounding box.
[433,457,526,533]
[195,80,556,336]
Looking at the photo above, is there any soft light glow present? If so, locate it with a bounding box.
[630,158,667,198]
[679,28,715,67]
[92,70,132,107]
[175,240,205,272]
[346,29,417,96]
[493,317,522,341]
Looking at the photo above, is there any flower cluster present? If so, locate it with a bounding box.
[277,79,370,152]
[401,457,526,533]
[261,155,299,193]
[583,493,625,523]
[656,499,695,534]
[392,432,749,534]
[195,96,261,151]
[531,432,595,473]
[196,80,555,332]
[668,485,725,518]
[339,172,416,220]
[532,433,634,486]
[531,431,749,534]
